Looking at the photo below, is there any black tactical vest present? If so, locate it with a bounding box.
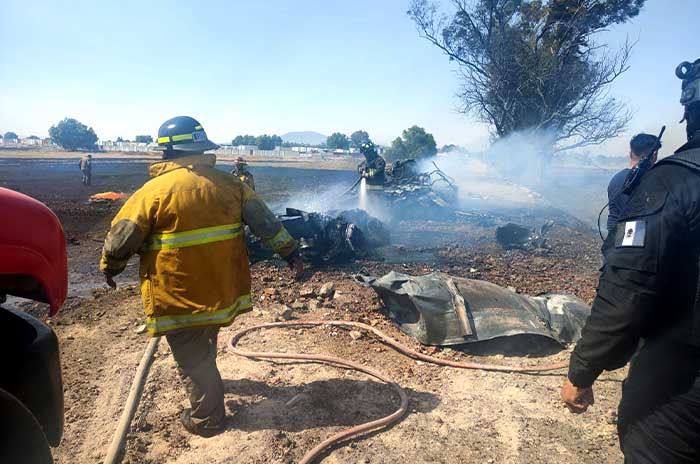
[657,147,700,347]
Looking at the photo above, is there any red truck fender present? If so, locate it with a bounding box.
[0,187,68,315]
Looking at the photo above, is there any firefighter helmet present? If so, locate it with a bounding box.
[156,116,219,153]
[360,141,377,157]
[677,59,700,107]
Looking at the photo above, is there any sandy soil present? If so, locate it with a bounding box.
[2,152,624,463]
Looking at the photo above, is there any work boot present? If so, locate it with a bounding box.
[179,409,224,438]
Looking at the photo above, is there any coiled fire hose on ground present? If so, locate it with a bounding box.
[228,320,569,464]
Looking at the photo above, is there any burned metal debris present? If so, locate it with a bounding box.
[248,208,389,263]
[345,159,459,219]
[495,221,554,250]
[383,161,459,217]
[355,271,589,346]
[333,209,390,249]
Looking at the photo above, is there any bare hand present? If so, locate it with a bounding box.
[288,255,304,280]
[561,378,594,413]
[105,275,117,289]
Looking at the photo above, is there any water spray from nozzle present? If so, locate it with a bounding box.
[359,178,368,211]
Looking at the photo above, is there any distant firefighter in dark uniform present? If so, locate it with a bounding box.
[78,154,92,186]
[357,141,386,189]
[231,157,255,191]
[561,58,700,463]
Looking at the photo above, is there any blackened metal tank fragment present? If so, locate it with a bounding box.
[355,271,589,346]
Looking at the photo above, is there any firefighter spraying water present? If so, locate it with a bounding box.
[345,139,458,220]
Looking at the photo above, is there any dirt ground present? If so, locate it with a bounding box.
[2,150,625,463]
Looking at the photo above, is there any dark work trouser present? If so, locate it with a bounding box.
[617,342,700,463]
[81,170,91,185]
[166,326,225,428]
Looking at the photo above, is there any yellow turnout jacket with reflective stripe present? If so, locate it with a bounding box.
[100,154,297,336]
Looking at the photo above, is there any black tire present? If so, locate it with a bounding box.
[0,388,53,464]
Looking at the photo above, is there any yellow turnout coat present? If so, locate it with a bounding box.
[100,154,297,336]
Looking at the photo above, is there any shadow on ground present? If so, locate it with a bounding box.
[456,333,565,358]
[223,377,439,433]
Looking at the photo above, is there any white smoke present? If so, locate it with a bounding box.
[422,128,615,226]
[268,182,351,214]
[484,128,557,186]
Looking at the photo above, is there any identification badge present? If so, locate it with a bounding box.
[615,220,646,248]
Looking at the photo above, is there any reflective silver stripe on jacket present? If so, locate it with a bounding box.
[144,223,244,251]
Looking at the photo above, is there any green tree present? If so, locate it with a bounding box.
[256,134,282,150]
[326,132,350,150]
[3,131,18,141]
[350,130,370,148]
[384,137,408,161]
[409,0,643,151]
[232,135,257,146]
[135,135,153,143]
[116,136,124,143]
[385,125,437,161]
[403,125,437,158]
[48,118,98,151]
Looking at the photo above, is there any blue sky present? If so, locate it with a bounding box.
[0,0,696,155]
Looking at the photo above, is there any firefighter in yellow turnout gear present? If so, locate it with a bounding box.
[100,116,303,436]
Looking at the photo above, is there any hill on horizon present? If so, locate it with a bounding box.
[281,131,327,146]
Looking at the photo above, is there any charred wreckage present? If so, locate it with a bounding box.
[248,158,459,263]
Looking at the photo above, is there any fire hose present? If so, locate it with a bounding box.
[103,336,160,464]
[336,176,363,200]
[228,320,569,464]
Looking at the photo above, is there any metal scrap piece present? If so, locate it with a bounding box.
[354,271,589,346]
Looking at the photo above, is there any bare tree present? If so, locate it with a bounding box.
[408,0,644,152]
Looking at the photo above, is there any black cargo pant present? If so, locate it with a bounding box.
[166,326,225,428]
[618,343,700,463]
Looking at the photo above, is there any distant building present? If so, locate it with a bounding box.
[97,140,150,152]
[21,135,41,146]
[234,144,258,156]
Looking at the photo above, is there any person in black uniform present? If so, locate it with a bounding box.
[357,141,386,187]
[607,133,660,232]
[561,58,700,463]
